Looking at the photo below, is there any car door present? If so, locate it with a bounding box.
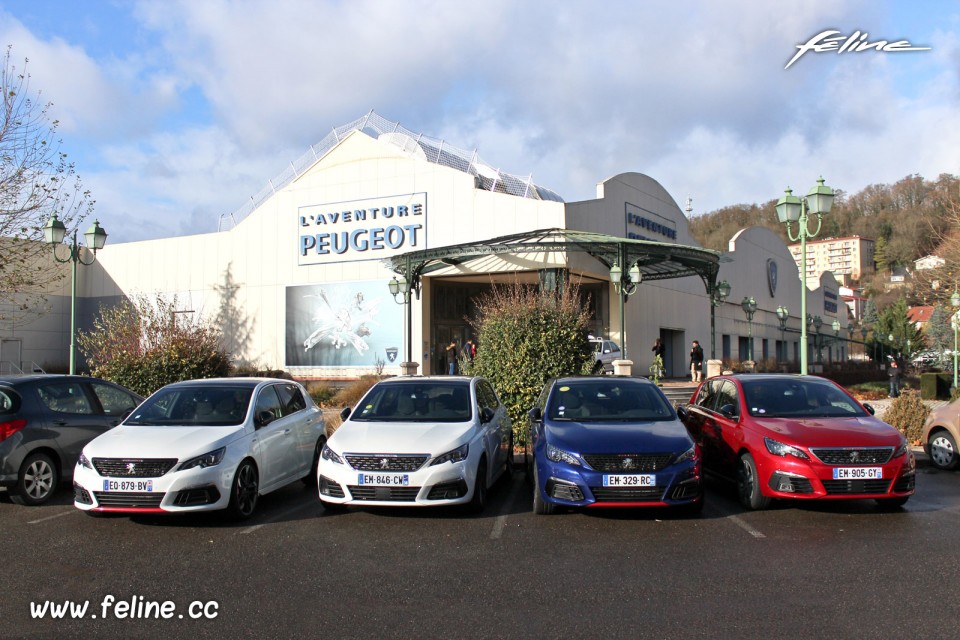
[273,382,321,473]
[709,380,745,478]
[476,380,507,478]
[251,384,300,491]
[33,380,113,472]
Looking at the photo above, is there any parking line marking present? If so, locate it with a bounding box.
[237,500,317,535]
[490,474,522,540]
[28,509,77,524]
[728,514,766,538]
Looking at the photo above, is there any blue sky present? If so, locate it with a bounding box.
[1,0,957,243]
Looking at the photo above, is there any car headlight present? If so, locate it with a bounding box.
[674,445,698,465]
[321,443,344,465]
[764,437,809,460]
[77,452,93,469]
[893,439,908,458]
[430,443,469,466]
[546,443,581,466]
[178,447,226,471]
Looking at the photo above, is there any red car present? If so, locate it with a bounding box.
[677,374,915,510]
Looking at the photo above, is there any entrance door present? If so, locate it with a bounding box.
[434,324,472,375]
[0,339,22,374]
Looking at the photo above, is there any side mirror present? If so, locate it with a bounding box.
[528,406,542,422]
[255,410,275,428]
[862,403,875,416]
[718,404,737,419]
[676,406,688,421]
[339,406,352,422]
[480,407,495,424]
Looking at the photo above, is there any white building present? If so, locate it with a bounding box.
[1,112,853,378]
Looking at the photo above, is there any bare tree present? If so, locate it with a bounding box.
[0,46,94,322]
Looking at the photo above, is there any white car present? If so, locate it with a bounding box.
[73,378,326,519]
[317,376,512,513]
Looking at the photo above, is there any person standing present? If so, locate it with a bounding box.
[465,339,477,362]
[651,338,665,377]
[446,341,457,375]
[689,340,704,383]
[888,359,901,398]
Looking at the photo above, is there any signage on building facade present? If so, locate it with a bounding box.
[297,193,427,265]
[624,203,677,241]
[767,259,778,297]
[824,289,838,314]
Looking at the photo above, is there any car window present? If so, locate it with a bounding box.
[254,386,284,424]
[36,382,94,415]
[547,379,673,422]
[89,381,139,417]
[477,381,498,413]
[0,387,18,413]
[715,381,740,419]
[695,379,722,411]
[607,342,620,354]
[275,383,307,416]
[126,385,253,426]
[353,381,472,423]
[742,379,867,418]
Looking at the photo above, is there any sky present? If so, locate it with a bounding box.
[1,0,957,244]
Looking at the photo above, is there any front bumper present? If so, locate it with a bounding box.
[73,460,238,514]
[535,455,702,509]
[317,456,480,507]
[755,450,916,501]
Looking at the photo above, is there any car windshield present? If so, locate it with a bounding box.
[547,380,674,422]
[125,385,253,427]
[741,379,868,418]
[352,380,472,423]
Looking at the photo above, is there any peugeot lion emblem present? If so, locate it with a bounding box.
[379,458,390,470]
[849,451,860,463]
[767,259,778,297]
[125,462,136,475]
[622,458,634,470]
[385,347,398,363]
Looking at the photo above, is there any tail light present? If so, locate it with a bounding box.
[0,419,27,443]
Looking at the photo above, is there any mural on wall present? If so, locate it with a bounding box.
[285,281,402,367]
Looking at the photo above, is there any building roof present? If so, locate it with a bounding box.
[219,110,563,231]
[908,306,934,324]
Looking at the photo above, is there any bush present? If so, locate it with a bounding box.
[304,381,339,407]
[920,372,953,400]
[882,390,930,444]
[330,375,380,409]
[78,294,231,397]
[468,281,592,446]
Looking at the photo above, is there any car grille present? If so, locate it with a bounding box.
[347,485,421,501]
[810,447,893,465]
[92,458,178,478]
[582,453,675,472]
[345,454,429,472]
[590,486,665,502]
[821,479,892,495]
[93,492,165,508]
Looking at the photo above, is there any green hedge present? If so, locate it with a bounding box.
[920,372,954,400]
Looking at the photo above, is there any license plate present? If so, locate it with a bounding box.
[832,467,883,480]
[358,473,409,486]
[102,479,153,492]
[603,474,656,487]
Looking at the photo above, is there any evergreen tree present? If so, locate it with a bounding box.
[877,297,923,360]
[925,305,954,366]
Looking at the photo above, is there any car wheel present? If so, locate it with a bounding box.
[303,437,326,486]
[532,465,555,515]
[928,430,960,470]
[738,453,770,510]
[875,496,910,509]
[467,459,487,515]
[227,460,259,520]
[10,452,58,506]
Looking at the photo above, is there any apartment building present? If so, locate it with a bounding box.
[788,236,875,285]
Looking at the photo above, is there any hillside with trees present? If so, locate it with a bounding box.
[688,173,960,309]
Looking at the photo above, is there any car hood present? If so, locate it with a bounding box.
[83,424,248,460]
[331,420,474,454]
[545,419,693,454]
[750,415,902,447]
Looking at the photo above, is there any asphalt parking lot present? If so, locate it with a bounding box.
[3,464,960,640]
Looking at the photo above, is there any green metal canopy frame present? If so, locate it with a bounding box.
[382,227,724,365]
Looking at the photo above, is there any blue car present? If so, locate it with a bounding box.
[525,376,702,515]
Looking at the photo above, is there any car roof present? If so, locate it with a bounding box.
[161,377,276,390]
[0,374,112,385]
[374,376,478,384]
[550,375,655,386]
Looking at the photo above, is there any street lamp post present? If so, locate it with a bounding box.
[709,280,731,360]
[952,290,960,389]
[860,325,868,362]
[811,315,823,364]
[831,319,841,363]
[43,214,108,375]
[741,296,757,362]
[610,260,641,360]
[776,305,789,364]
[776,177,835,375]
[388,262,421,375]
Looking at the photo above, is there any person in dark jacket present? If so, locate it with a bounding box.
[690,340,704,383]
[888,359,901,398]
